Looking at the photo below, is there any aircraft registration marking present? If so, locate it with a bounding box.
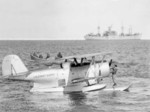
[33,73,56,78]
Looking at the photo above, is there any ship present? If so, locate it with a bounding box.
[84,26,141,40]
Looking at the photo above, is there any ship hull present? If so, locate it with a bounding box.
[84,35,141,40]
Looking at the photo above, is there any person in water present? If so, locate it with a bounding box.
[39,54,43,59]
[33,52,38,57]
[56,52,63,59]
[46,53,50,59]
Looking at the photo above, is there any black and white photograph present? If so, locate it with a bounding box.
[0,0,149,112]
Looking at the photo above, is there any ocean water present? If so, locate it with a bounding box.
[0,40,150,112]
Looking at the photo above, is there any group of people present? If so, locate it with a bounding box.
[31,51,63,60]
[32,52,50,59]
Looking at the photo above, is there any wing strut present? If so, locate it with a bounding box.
[11,64,17,76]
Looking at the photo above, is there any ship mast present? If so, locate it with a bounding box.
[121,25,124,36]
[121,26,124,34]
[97,26,100,34]
[108,25,112,32]
[130,26,132,35]
[129,26,132,35]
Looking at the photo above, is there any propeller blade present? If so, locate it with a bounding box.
[109,59,117,67]
[109,59,113,66]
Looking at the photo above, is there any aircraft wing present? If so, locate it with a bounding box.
[30,52,112,66]
[60,52,112,60]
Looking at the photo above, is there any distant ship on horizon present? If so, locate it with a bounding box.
[84,26,142,40]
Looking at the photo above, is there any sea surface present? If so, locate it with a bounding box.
[0,40,150,112]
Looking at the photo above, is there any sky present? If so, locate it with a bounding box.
[0,0,149,40]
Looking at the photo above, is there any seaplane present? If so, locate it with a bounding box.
[1,52,130,93]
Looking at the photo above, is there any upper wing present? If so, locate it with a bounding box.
[60,52,112,60]
[30,52,112,66]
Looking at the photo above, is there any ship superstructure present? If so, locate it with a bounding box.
[84,26,141,40]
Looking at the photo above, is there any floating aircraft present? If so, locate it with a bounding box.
[1,52,130,93]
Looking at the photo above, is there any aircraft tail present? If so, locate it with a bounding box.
[2,55,28,76]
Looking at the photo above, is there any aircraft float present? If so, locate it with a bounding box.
[1,52,130,93]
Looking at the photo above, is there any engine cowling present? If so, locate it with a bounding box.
[99,62,110,77]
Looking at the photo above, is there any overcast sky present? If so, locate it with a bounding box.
[0,0,149,40]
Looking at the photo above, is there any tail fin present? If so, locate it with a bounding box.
[2,55,28,76]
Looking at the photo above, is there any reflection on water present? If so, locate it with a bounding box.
[1,75,150,112]
[68,92,87,106]
[68,92,86,105]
